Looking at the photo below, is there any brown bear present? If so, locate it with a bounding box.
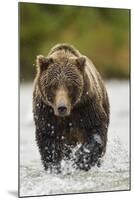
[33,43,110,172]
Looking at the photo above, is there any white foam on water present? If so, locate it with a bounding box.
[20,136,129,196]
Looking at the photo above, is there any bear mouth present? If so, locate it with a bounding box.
[54,107,70,117]
[53,103,71,117]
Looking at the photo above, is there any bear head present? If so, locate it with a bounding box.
[36,55,86,117]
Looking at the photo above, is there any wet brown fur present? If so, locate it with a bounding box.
[33,43,110,172]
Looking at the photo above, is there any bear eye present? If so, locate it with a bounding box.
[47,93,53,101]
[46,87,56,102]
[68,84,77,94]
[67,85,72,92]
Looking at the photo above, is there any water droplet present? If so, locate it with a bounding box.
[51,125,54,129]
[93,134,102,145]
[84,148,90,153]
[47,123,51,127]
[61,136,64,140]
[35,115,38,120]
[69,122,72,127]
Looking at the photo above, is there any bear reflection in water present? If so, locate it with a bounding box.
[33,44,110,173]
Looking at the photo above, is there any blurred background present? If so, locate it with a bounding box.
[19,3,130,196]
[19,3,130,81]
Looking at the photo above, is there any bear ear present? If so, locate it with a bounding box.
[36,55,53,72]
[76,57,86,72]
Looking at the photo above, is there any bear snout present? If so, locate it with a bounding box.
[54,86,71,117]
[57,104,67,116]
[54,102,70,117]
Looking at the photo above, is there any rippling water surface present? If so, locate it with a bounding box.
[20,80,130,197]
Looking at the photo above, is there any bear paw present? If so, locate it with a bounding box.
[74,137,103,171]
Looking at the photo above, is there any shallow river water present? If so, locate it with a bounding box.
[20,80,130,197]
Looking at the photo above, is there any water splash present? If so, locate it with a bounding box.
[20,135,129,196]
[20,81,130,197]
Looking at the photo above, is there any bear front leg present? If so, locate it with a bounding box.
[36,131,62,173]
[74,125,107,171]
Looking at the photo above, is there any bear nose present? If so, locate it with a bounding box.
[57,105,67,115]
